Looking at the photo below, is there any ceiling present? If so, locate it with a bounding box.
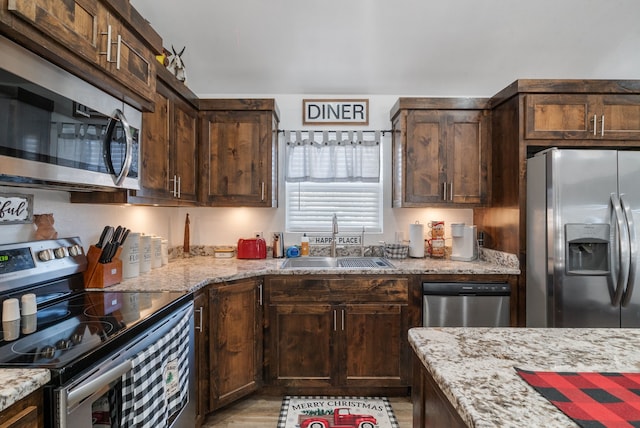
[130,0,640,97]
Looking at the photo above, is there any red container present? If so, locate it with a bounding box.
[237,238,267,259]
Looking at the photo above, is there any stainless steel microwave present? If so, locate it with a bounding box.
[0,35,141,191]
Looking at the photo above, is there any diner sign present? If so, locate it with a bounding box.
[0,193,33,224]
[303,99,369,125]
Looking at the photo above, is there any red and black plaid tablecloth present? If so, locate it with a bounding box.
[516,368,640,428]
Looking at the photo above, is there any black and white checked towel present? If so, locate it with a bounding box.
[120,309,191,427]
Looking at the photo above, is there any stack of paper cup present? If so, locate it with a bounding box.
[20,293,37,334]
[2,298,20,341]
[409,222,425,258]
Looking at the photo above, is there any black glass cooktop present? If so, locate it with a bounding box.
[0,284,188,383]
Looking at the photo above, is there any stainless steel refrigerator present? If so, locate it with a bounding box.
[526,148,640,327]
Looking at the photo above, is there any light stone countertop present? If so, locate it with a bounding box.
[0,369,50,412]
[0,249,518,414]
[409,327,640,428]
[98,248,519,293]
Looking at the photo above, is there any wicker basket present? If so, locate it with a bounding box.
[384,243,409,259]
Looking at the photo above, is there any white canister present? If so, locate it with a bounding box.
[161,239,169,265]
[151,236,162,269]
[139,234,152,273]
[120,232,140,278]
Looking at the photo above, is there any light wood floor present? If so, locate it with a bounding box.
[202,394,413,427]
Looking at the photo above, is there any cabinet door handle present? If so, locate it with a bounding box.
[443,182,447,201]
[261,182,266,201]
[449,182,454,201]
[115,34,122,70]
[100,25,115,63]
[258,282,263,306]
[177,175,181,198]
[601,114,605,137]
[592,114,597,136]
[341,309,345,331]
[171,175,178,197]
[194,307,203,332]
[333,310,337,331]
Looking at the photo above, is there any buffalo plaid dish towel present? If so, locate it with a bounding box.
[120,309,191,427]
[516,368,640,428]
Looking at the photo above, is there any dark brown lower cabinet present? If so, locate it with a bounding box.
[0,389,43,428]
[193,289,209,427]
[412,352,466,428]
[209,278,263,411]
[264,276,414,395]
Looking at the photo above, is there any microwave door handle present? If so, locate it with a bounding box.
[611,193,630,306]
[620,195,637,307]
[66,359,132,408]
[104,109,133,186]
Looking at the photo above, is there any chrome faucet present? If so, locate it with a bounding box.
[331,214,338,257]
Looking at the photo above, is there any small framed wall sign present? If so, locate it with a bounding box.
[303,99,369,125]
[0,193,33,224]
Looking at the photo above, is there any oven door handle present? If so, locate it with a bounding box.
[67,359,133,408]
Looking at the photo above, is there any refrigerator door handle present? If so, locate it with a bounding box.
[620,195,637,307]
[611,193,631,306]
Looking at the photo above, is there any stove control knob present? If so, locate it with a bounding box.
[40,346,56,359]
[37,249,54,262]
[71,333,83,345]
[53,247,68,259]
[68,245,83,257]
[56,339,72,350]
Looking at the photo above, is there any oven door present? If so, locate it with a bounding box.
[52,302,194,428]
[56,359,132,427]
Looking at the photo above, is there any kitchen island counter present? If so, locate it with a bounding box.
[409,327,640,427]
[0,369,50,412]
[100,248,519,293]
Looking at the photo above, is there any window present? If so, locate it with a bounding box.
[284,130,383,233]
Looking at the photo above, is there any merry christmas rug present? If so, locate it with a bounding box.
[278,396,399,428]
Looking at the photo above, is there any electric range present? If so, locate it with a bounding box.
[0,237,189,384]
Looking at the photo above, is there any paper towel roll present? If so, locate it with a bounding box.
[409,223,425,258]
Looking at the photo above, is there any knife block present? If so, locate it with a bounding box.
[83,245,123,288]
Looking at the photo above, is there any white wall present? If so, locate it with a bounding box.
[0,94,473,249]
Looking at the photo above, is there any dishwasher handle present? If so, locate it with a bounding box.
[422,282,511,296]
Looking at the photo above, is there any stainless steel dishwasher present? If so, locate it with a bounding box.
[422,282,511,327]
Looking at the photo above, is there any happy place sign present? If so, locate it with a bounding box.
[303,99,369,125]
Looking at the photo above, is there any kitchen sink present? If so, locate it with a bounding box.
[280,257,395,269]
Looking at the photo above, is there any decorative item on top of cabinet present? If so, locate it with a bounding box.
[199,99,279,207]
[1,0,162,110]
[390,98,491,207]
[70,66,199,206]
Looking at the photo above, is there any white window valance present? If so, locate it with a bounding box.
[284,130,381,183]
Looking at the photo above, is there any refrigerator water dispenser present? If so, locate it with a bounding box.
[565,224,610,275]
